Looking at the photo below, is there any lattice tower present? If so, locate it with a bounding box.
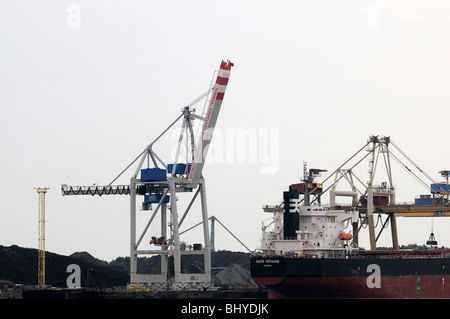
[36,187,48,286]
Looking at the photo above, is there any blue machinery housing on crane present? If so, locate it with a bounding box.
[62,60,234,290]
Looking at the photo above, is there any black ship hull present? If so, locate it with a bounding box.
[251,252,450,298]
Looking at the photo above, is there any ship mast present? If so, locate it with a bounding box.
[302,162,310,206]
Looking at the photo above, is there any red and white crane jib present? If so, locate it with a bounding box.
[187,60,234,187]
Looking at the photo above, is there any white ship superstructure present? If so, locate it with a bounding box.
[260,204,358,258]
[258,163,359,258]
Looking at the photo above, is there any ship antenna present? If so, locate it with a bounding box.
[303,161,310,206]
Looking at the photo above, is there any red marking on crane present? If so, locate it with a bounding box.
[216,76,229,85]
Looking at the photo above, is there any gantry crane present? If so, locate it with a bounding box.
[324,135,450,250]
[62,60,233,290]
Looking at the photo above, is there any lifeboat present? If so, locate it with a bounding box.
[338,232,352,240]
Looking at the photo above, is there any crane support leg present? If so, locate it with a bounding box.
[390,213,399,250]
[368,215,376,250]
[199,180,211,282]
[161,203,168,278]
[367,188,377,250]
[169,178,182,281]
[130,177,138,283]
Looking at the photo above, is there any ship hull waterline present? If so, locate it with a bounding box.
[251,255,450,298]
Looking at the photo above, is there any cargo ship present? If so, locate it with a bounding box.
[250,166,450,298]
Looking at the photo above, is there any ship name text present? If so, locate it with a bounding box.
[256,259,280,264]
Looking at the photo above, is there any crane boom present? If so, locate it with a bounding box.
[62,60,233,196]
[187,60,233,187]
[61,184,131,196]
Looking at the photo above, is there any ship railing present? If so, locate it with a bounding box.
[254,249,450,259]
[332,200,418,208]
[282,236,298,241]
[350,250,450,259]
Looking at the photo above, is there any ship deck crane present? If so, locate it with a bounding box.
[320,135,450,250]
[269,135,450,251]
[62,60,234,290]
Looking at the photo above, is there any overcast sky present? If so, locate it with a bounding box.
[2,1,450,262]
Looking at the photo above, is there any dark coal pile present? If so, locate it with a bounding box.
[0,245,254,288]
[213,264,257,286]
[0,245,128,287]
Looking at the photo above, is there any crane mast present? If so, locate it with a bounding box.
[61,60,233,291]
